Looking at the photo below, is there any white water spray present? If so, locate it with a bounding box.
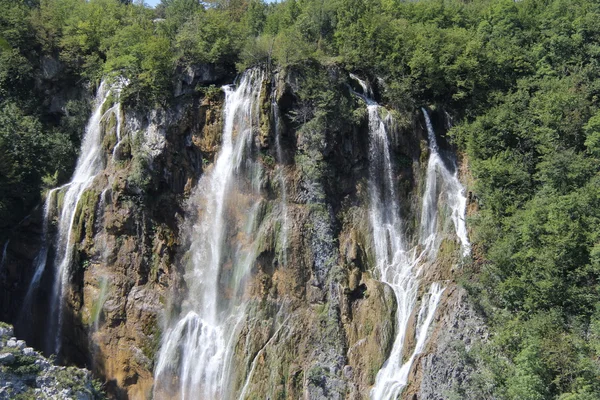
[271,78,289,266]
[41,80,124,356]
[348,75,469,399]
[108,103,124,161]
[421,108,470,257]
[353,78,423,399]
[379,283,445,399]
[154,70,265,400]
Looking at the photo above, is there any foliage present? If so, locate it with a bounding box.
[0,102,77,231]
[1,1,600,398]
[447,4,600,394]
[1,346,41,376]
[127,131,152,193]
[55,367,106,399]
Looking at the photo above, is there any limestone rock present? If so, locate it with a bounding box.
[404,287,490,400]
[0,353,15,365]
[23,347,35,356]
[1,66,484,400]
[0,324,103,399]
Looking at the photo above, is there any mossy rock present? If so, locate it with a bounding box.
[141,315,161,364]
[72,188,100,249]
[101,113,118,153]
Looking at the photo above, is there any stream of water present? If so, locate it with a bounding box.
[154,69,265,400]
[270,76,289,267]
[14,79,124,355]
[349,75,470,399]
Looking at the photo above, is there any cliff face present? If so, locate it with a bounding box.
[0,77,224,398]
[0,65,484,399]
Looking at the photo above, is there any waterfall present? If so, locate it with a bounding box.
[8,79,123,356]
[0,239,9,273]
[48,80,125,356]
[154,69,265,400]
[108,103,124,160]
[357,81,422,400]
[18,188,57,324]
[421,108,471,257]
[349,75,470,399]
[394,282,445,384]
[271,76,289,266]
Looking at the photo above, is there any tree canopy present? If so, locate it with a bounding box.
[1,1,600,398]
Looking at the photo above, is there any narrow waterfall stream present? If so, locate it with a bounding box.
[154,69,265,400]
[15,79,123,356]
[349,75,470,399]
[18,189,56,324]
[0,240,9,272]
[421,108,471,257]
[49,80,123,356]
[271,76,289,266]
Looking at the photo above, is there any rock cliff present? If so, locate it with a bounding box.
[0,65,483,399]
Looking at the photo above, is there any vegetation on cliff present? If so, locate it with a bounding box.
[1,0,599,398]
[0,323,105,399]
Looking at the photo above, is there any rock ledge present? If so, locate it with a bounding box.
[0,323,104,400]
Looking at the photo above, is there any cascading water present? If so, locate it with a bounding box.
[18,188,57,323]
[349,75,470,399]
[108,102,124,160]
[0,240,9,272]
[154,69,265,400]
[13,79,124,355]
[48,80,125,355]
[355,80,423,399]
[271,76,289,266]
[421,108,470,257]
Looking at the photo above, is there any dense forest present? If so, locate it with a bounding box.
[1,0,599,399]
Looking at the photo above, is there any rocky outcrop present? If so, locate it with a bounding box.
[402,287,489,400]
[0,323,103,399]
[58,93,225,399]
[2,64,485,399]
[173,63,231,97]
[1,84,224,399]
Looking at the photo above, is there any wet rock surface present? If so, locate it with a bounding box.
[403,287,489,400]
[2,65,483,399]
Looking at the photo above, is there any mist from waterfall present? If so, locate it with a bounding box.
[349,75,470,400]
[154,69,265,400]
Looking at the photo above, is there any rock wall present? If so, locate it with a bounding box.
[60,92,225,399]
[403,287,489,400]
[0,65,484,399]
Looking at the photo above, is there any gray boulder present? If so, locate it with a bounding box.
[0,353,15,365]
